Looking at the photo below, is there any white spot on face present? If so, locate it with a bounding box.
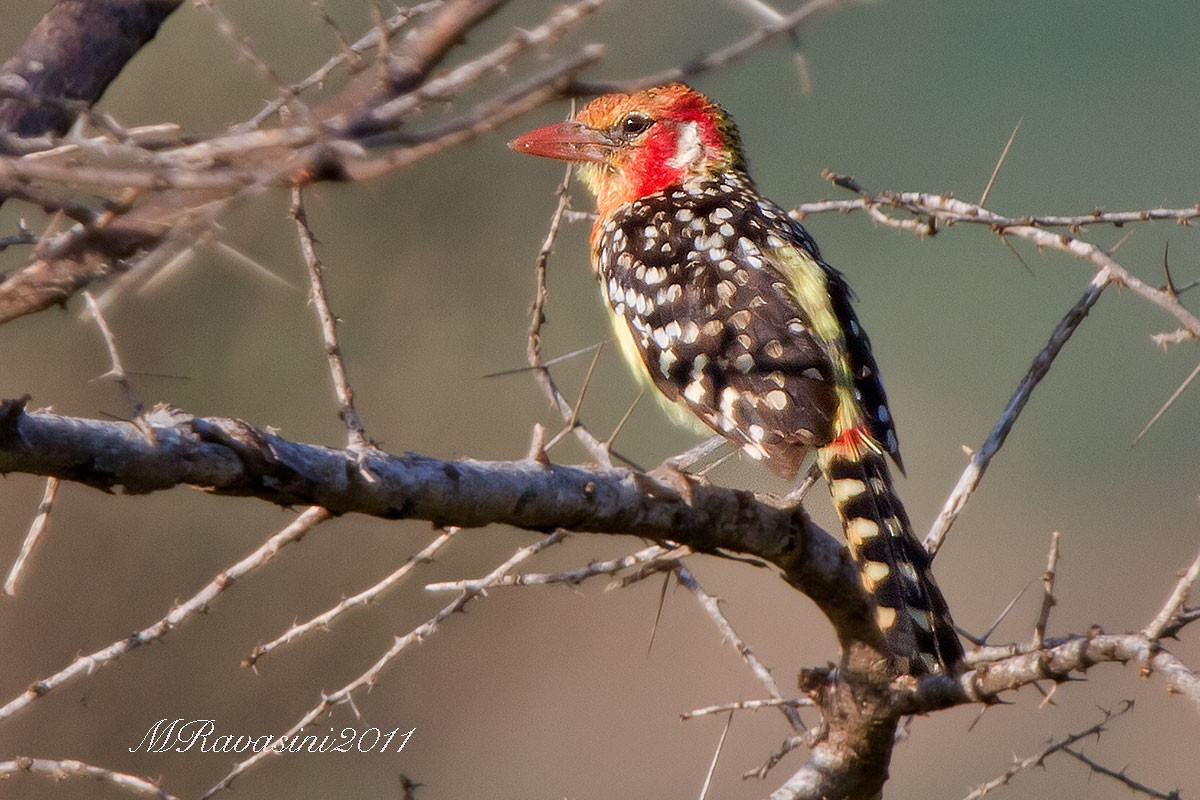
[849,320,861,336]
[664,320,682,341]
[801,367,823,380]
[729,309,752,329]
[885,430,899,452]
[682,320,700,343]
[748,424,765,442]
[764,339,784,358]
[718,259,736,272]
[702,319,723,337]
[674,208,693,223]
[719,223,735,237]
[652,327,670,348]
[667,121,703,170]
[712,207,733,221]
[644,266,666,286]
[617,252,633,270]
[877,405,890,423]
[764,389,789,411]
[787,320,806,335]
[734,353,754,373]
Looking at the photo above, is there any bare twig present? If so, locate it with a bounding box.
[1033,531,1061,649]
[1061,747,1182,800]
[675,563,805,733]
[291,187,370,452]
[1143,543,1200,642]
[2,476,59,596]
[424,543,671,592]
[0,757,178,800]
[572,0,851,95]
[203,530,568,799]
[83,291,143,419]
[526,161,618,467]
[682,695,813,721]
[0,507,330,725]
[245,527,459,668]
[961,702,1134,800]
[925,273,1108,557]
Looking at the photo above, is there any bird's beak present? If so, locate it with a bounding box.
[508,121,613,165]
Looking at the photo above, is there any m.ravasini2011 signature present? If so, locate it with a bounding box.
[129,719,415,754]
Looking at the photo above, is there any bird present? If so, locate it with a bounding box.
[509,83,963,676]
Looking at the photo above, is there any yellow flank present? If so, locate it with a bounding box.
[771,244,863,436]
[605,296,711,434]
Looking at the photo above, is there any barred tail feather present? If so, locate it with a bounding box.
[817,431,964,675]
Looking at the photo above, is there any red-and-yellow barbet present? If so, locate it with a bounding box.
[510,83,963,676]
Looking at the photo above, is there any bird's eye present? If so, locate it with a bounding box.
[619,113,652,136]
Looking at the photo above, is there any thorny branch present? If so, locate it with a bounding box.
[0,756,178,800]
[0,2,1197,800]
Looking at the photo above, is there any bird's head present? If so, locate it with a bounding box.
[509,83,746,220]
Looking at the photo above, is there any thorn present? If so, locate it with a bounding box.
[1132,360,1200,447]
[607,388,644,449]
[527,423,550,465]
[1107,229,1133,255]
[1000,234,1036,277]
[979,116,1022,207]
[482,341,606,379]
[567,341,604,429]
[645,570,672,657]
[1162,242,1179,297]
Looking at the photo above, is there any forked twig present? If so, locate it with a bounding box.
[961,701,1134,800]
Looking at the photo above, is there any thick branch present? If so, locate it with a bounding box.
[0,397,889,665]
[0,0,182,143]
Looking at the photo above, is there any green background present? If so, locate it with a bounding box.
[0,1,1197,798]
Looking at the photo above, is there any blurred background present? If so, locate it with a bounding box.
[0,1,1197,797]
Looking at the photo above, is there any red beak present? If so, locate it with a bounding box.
[508,121,613,165]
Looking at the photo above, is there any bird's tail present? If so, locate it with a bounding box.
[817,427,964,675]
